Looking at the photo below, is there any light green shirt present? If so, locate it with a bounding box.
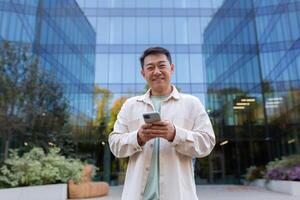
[143,95,168,200]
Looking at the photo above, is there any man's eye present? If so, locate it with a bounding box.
[159,65,166,68]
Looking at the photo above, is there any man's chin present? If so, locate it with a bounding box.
[151,84,168,91]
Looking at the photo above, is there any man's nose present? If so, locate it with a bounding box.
[153,67,161,75]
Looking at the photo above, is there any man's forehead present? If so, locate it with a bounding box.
[144,54,169,65]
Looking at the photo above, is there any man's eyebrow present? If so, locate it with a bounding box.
[158,61,168,64]
[145,63,154,66]
[145,61,168,66]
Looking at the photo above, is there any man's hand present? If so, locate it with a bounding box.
[138,120,176,144]
[137,123,156,146]
[137,121,176,146]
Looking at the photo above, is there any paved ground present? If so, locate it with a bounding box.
[72,185,299,200]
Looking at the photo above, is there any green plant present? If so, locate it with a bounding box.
[244,165,265,182]
[266,154,300,172]
[265,154,300,181]
[0,147,85,188]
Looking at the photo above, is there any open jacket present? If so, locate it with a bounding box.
[108,86,215,200]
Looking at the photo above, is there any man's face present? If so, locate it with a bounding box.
[141,54,174,95]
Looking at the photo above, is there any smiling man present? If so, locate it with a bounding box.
[109,47,215,200]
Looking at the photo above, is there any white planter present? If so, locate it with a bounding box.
[266,180,300,196]
[0,184,67,200]
[250,179,300,196]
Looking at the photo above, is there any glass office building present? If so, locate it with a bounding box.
[0,0,96,138]
[204,0,300,183]
[75,0,300,184]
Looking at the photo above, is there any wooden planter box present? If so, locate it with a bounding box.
[250,179,300,196]
[0,184,67,200]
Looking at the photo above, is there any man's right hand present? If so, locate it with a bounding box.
[137,123,156,146]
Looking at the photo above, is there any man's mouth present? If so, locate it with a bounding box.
[152,77,164,81]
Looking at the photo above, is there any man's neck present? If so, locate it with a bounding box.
[150,85,173,97]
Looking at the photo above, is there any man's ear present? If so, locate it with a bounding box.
[170,64,174,73]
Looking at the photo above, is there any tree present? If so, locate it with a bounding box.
[0,41,74,160]
[92,86,127,183]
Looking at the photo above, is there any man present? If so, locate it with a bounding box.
[109,47,215,200]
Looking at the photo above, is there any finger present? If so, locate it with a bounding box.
[151,121,165,126]
[152,121,171,126]
[141,123,152,129]
[143,129,166,135]
[149,125,168,130]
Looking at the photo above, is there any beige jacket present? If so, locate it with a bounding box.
[108,86,215,200]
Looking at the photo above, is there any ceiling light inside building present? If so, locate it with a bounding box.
[265,97,283,108]
[233,106,245,110]
[288,139,295,144]
[220,140,228,146]
[236,102,250,106]
[241,98,256,102]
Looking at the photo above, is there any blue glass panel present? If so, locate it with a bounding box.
[123,0,135,8]
[111,0,123,8]
[175,17,188,44]
[85,0,98,7]
[96,54,109,83]
[136,0,148,8]
[109,54,122,83]
[162,17,175,44]
[149,17,162,44]
[162,0,174,8]
[148,0,161,8]
[123,17,135,44]
[175,54,190,83]
[122,54,135,83]
[99,0,111,7]
[136,17,149,44]
[174,0,185,8]
[190,54,204,82]
[110,17,122,43]
[188,17,201,44]
[186,0,199,8]
[97,17,110,43]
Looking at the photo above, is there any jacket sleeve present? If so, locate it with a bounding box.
[171,100,215,158]
[108,101,143,158]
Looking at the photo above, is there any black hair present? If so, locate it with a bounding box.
[139,47,172,68]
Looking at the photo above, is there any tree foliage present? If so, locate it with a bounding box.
[106,97,127,134]
[0,40,75,160]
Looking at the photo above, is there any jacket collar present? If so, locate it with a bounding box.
[137,85,180,104]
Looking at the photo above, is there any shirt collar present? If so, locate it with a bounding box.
[137,85,180,103]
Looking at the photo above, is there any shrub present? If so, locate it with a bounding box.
[244,165,265,182]
[265,154,300,181]
[0,147,85,188]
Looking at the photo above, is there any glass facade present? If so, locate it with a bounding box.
[76,0,300,184]
[76,0,227,104]
[0,0,96,138]
[204,0,300,183]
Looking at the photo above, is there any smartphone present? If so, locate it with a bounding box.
[143,112,161,123]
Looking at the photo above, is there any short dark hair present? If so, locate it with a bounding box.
[140,47,172,68]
